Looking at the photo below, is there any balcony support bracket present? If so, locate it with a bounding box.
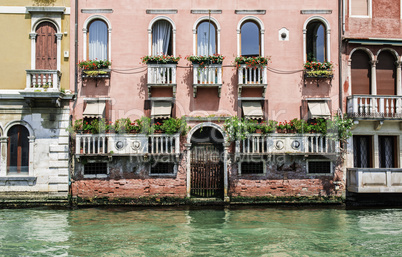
[374,120,384,131]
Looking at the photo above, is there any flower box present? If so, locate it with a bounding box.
[234,56,270,67]
[142,55,180,64]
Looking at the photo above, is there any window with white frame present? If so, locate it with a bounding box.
[196,21,217,56]
[306,20,327,62]
[240,21,260,57]
[7,125,30,175]
[152,20,173,56]
[88,20,108,60]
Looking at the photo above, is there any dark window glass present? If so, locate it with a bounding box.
[8,125,29,174]
[306,21,326,62]
[241,161,264,174]
[308,161,331,174]
[84,163,107,175]
[241,22,260,57]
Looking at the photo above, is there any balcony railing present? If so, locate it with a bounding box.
[236,134,338,155]
[192,64,222,97]
[238,65,267,85]
[149,134,180,156]
[76,133,180,157]
[347,95,402,118]
[147,64,177,85]
[25,70,61,92]
[347,168,402,193]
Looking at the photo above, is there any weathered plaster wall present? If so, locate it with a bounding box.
[0,103,70,197]
[70,0,339,123]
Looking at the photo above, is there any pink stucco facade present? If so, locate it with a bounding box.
[70,0,343,202]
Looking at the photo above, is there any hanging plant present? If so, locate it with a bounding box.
[141,55,181,64]
[234,56,270,68]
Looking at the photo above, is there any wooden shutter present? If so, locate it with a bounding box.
[301,100,309,120]
[377,51,396,96]
[351,50,371,95]
[36,22,57,70]
[263,99,269,121]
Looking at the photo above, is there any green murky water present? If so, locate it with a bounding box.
[0,207,401,256]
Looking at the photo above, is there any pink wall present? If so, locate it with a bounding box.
[70,0,339,122]
[345,0,402,39]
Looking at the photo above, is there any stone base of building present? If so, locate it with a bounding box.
[0,192,69,208]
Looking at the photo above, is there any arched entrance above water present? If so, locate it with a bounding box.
[187,124,226,199]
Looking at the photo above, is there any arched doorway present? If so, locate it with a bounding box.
[190,126,224,198]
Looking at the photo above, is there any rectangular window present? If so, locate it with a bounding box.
[379,136,397,168]
[350,0,370,17]
[353,136,373,168]
[150,162,175,175]
[240,161,264,175]
[307,161,332,174]
[84,163,107,175]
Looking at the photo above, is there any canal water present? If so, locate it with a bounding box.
[0,207,401,256]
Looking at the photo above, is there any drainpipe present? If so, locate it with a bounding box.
[339,0,343,113]
[68,0,79,205]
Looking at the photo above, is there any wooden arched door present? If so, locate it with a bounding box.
[36,22,57,70]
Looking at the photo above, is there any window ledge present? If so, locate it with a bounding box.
[0,176,37,186]
[83,174,108,179]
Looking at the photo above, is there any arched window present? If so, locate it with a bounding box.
[152,20,173,56]
[88,20,108,60]
[240,21,260,57]
[377,51,396,95]
[196,21,216,56]
[306,21,326,62]
[351,50,371,95]
[7,125,29,174]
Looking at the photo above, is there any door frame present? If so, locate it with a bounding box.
[29,12,64,71]
[186,122,230,201]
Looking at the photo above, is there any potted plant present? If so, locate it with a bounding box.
[160,117,190,135]
[78,59,111,77]
[223,116,248,142]
[234,56,270,68]
[141,55,181,64]
[259,120,277,134]
[152,121,164,133]
[186,54,225,68]
[303,61,333,78]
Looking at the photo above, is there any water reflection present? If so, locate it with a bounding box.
[0,207,401,256]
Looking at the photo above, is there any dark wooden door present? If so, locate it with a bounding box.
[36,22,57,70]
[191,143,223,198]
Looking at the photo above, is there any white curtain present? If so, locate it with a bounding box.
[197,22,216,56]
[89,20,108,60]
[152,21,171,56]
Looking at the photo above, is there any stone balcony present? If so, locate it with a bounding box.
[235,133,339,158]
[347,95,402,119]
[76,133,180,159]
[192,63,222,97]
[237,64,267,97]
[147,64,177,97]
[347,168,402,193]
[25,70,61,92]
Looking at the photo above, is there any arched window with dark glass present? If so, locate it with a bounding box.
[152,20,173,56]
[351,50,371,95]
[88,20,108,60]
[197,21,216,56]
[7,125,29,174]
[240,21,260,57]
[306,21,326,62]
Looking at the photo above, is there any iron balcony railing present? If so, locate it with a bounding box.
[347,95,402,118]
[347,168,402,193]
